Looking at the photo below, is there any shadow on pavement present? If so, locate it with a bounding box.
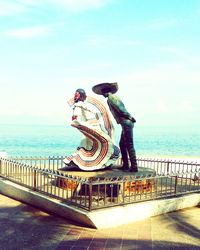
[0,194,199,250]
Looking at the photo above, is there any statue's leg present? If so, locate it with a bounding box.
[121,122,138,172]
[119,131,129,170]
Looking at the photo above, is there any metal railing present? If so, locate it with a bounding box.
[0,157,199,211]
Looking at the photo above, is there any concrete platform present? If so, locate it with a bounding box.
[1,177,200,229]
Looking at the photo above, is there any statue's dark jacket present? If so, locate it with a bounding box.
[107,93,136,124]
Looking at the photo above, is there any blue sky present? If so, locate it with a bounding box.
[0,0,200,127]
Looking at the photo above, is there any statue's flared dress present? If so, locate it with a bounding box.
[63,96,119,171]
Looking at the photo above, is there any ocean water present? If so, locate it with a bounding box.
[0,124,199,158]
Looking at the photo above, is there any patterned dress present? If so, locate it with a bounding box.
[63,96,120,171]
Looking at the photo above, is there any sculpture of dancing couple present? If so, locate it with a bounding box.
[63,82,138,173]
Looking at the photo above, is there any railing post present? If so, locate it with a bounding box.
[0,158,2,176]
[88,182,92,211]
[167,161,170,174]
[33,168,37,191]
[122,181,125,204]
[174,175,178,194]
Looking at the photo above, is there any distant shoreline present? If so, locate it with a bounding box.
[137,154,200,163]
[1,152,199,163]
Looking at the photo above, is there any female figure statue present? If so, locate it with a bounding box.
[63,88,120,171]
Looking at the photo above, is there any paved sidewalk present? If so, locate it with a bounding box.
[0,194,199,250]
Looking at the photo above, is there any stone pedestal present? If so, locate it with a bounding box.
[57,166,156,196]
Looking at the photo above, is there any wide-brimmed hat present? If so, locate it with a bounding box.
[92,82,118,95]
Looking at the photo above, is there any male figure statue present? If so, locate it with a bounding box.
[92,82,138,172]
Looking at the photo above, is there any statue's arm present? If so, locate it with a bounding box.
[71,103,85,122]
[109,95,136,122]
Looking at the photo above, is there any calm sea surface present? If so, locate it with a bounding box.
[0,124,199,158]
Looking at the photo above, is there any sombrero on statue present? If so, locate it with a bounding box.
[92,82,119,95]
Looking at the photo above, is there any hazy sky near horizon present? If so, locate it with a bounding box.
[0,0,200,126]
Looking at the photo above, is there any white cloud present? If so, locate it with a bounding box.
[5,26,51,38]
[155,45,200,64]
[0,1,26,16]
[18,0,38,5]
[147,18,184,30]
[155,100,169,113]
[154,99,195,114]
[156,45,183,55]
[18,0,112,12]
[0,0,112,17]
[119,62,200,88]
[85,35,143,47]
[178,100,194,112]
[48,0,112,11]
